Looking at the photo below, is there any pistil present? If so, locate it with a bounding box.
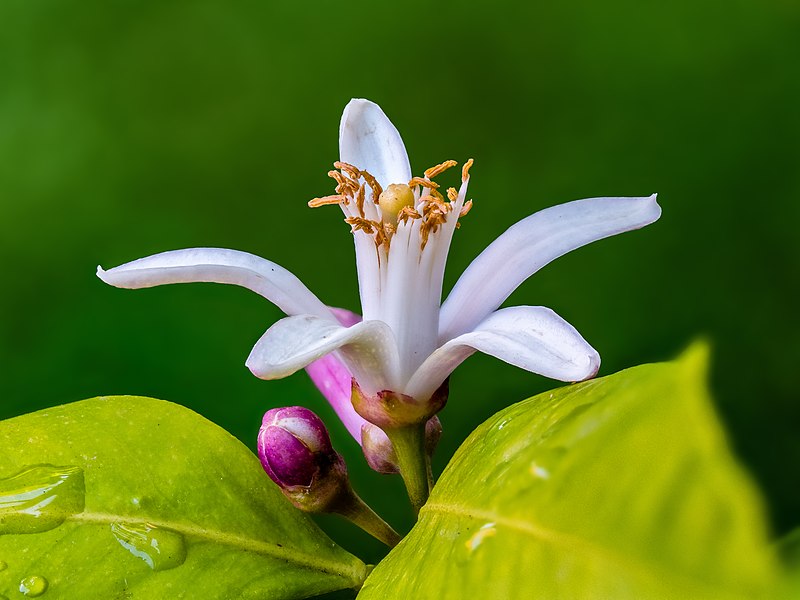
[378,184,415,226]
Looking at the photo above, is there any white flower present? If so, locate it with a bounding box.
[98,99,661,423]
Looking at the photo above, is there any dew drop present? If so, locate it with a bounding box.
[464,522,496,553]
[111,522,187,571]
[19,575,48,597]
[527,446,567,482]
[529,461,550,480]
[0,465,85,535]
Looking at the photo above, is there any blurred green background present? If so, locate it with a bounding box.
[1,0,798,564]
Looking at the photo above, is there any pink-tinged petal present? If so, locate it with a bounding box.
[98,248,332,319]
[339,99,412,189]
[328,306,362,328]
[305,355,365,441]
[406,306,600,401]
[439,195,661,341]
[304,307,367,441]
[246,314,401,395]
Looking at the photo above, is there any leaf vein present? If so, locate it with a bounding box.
[68,511,365,585]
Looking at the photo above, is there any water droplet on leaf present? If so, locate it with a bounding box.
[527,446,567,483]
[529,461,551,479]
[0,465,85,535]
[19,575,48,597]
[111,522,187,571]
[464,522,496,553]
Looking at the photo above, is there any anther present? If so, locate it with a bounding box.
[461,158,474,182]
[409,177,440,190]
[424,160,458,179]
[360,170,383,202]
[334,161,361,181]
[356,184,366,216]
[308,195,346,208]
[397,206,422,224]
[345,216,380,235]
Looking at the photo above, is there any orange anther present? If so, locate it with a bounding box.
[409,177,440,189]
[334,161,361,181]
[360,170,383,203]
[424,160,458,179]
[308,195,346,208]
[461,158,474,182]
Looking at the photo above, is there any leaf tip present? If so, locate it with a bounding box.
[677,338,712,381]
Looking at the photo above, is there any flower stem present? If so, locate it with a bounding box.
[332,488,402,547]
[385,424,430,515]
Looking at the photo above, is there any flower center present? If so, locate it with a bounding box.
[308,158,474,251]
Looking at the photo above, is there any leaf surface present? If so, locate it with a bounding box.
[359,345,780,599]
[0,396,366,599]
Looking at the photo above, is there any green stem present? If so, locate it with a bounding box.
[385,424,430,515]
[332,489,401,548]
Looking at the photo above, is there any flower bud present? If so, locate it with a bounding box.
[257,406,403,547]
[257,406,348,512]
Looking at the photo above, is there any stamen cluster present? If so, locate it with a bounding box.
[310,158,474,251]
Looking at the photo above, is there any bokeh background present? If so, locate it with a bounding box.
[1,0,798,564]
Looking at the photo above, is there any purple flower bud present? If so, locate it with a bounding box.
[258,406,402,545]
[258,406,348,512]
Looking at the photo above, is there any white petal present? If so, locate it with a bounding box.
[439,195,661,341]
[339,99,412,189]
[246,315,402,394]
[405,306,600,401]
[97,248,332,319]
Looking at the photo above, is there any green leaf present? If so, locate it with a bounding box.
[0,396,367,599]
[776,528,800,596]
[359,344,780,599]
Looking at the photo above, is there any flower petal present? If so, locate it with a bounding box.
[439,195,661,341]
[405,306,600,401]
[327,306,362,328]
[339,99,412,189]
[97,248,332,319]
[304,353,366,441]
[304,307,367,442]
[246,314,401,395]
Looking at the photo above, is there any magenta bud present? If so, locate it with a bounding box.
[258,406,348,512]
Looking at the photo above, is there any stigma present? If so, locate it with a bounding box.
[378,184,415,225]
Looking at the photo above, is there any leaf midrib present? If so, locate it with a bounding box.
[68,511,366,585]
[421,502,758,600]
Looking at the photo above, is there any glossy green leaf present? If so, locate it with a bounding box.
[0,396,367,599]
[359,345,780,599]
